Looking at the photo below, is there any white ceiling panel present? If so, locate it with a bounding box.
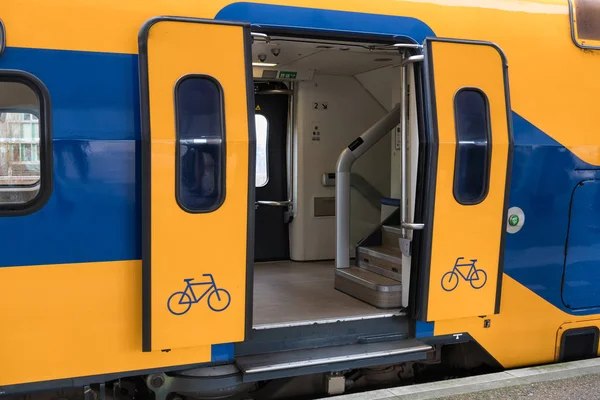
[251,37,403,76]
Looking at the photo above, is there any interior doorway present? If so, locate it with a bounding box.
[254,81,291,262]
[249,32,408,329]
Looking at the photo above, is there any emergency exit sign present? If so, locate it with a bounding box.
[278,71,297,79]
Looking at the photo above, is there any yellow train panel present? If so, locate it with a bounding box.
[0,261,212,385]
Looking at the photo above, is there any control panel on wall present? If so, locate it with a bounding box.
[312,123,321,142]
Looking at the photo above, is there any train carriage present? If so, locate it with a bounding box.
[0,0,599,399]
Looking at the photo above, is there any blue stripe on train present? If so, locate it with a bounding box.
[0,47,141,267]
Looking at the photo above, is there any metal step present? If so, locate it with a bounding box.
[382,225,403,248]
[358,245,402,278]
[335,266,402,309]
[236,338,431,380]
[359,259,401,281]
[382,225,403,235]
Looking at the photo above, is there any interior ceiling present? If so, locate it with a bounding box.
[251,36,404,76]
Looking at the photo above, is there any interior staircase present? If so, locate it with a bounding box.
[335,211,405,309]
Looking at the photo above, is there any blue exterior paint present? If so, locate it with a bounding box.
[0,47,141,267]
[504,113,600,315]
[211,343,234,362]
[416,321,435,338]
[562,179,600,309]
[215,2,435,43]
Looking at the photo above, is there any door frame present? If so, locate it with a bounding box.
[138,16,256,351]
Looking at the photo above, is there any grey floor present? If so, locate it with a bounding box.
[253,260,402,328]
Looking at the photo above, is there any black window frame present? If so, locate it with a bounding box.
[568,0,600,50]
[0,70,52,216]
[174,74,226,213]
[452,87,492,206]
[0,19,5,57]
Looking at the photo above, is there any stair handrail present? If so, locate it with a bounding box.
[335,103,401,269]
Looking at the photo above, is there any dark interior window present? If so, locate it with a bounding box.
[575,0,600,41]
[453,89,491,205]
[175,76,225,213]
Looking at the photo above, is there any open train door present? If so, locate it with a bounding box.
[416,38,513,322]
[139,17,255,351]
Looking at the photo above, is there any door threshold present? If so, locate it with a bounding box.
[236,338,431,382]
[252,310,406,330]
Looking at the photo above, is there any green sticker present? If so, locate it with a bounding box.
[509,215,519,226]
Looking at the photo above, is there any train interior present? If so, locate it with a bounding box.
[250,33,421,330]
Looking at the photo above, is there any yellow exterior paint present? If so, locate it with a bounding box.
[426,40,510,321]
[0,261,212,385]
[146,20,250,351]
[1,0,600,389]
[435,276,600,369]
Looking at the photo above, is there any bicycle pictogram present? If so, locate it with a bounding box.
[167,274,231,315]
[441,257,487,292]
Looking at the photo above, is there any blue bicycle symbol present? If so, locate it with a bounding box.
[441,257,487,292]
[167,274,231,315]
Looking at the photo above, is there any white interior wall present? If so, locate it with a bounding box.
[290,73,391,261]
[355,66,396,112]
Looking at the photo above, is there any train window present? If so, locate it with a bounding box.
[453,88,491,205]
[0,72,51,215]
[570,0,600,48]
[175,76,225,213]
[255,114,269,187]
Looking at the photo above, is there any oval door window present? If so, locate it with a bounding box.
[453,88,492,205]
[175,75,226,213]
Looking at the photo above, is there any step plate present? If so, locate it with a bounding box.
[358,246,402,277]
[336,267,401,292]
[382,225,403,235]
[335,267,402,309]
[237,339,431,374]
[359,245,402,264]
[359,260,402,281]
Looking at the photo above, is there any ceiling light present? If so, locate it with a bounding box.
[252,62,278,67]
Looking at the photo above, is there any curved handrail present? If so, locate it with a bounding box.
[335,103,401,269]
